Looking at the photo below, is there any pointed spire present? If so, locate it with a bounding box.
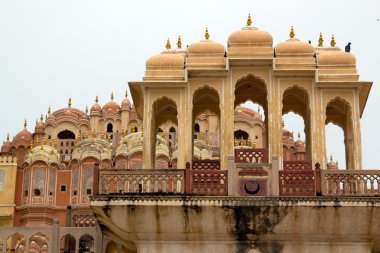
[318,32,324,47]
[330,35,336,47]
[85,105,88,114]
[24,119,27,129]
[45,114,47,121]
[330,154,333,162]
[29,141,33,152]
[111,91,114,100]
[177,36,182,49]
[246,14,252,26]
[298,132,301,139]
[165,38,171,49]
[282,120,284,128]
[48,106,51,115]
[205,27,210,40]
[68,98,72,108]
[125,89,128,98]
[6,133,9,141]
[40,113,43,122]
[95,95,99,103]
[289,26,295,39]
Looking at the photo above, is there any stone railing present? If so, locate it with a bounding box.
[192,159,220,170]
[279,160,316,196]
[234,148,269,163]
[321,170,380,196]
[100,169,185,194]
[188,169,227,196]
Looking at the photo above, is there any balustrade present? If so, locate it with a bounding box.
[279,160,315,196]
[234,148,269,163]
[321,170,380,196]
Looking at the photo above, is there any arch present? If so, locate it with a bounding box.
[234,129,249,140]
[79,234,94,253]
[58,130,75,139]
[169,126,176,132]
[29,232,49,253]
[107,123,113,133]
[60,234,76,253]
[157,128,163,133]
[7,233,25,253]
[194,123,200,132]
[234,74,268,151]
[325,97,354,170]
[282,85,311,161]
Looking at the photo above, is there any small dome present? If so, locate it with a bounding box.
[34,121,44,134]
[317,49,356,65]
[90,103,101,113]
[276,38,314,54]
[103,100,121,112]
[1,138,11,153]
[146,52,184,68]
[228,27,273,47]
[14,129,32,143]
[63,109,76,117]
[121,98,131,111]
[282,128,293,138]
[295,139,304,147]
[188,40,225,55]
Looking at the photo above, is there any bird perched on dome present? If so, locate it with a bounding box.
[345,42,351,52]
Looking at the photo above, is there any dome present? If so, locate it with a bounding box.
[103,100,121,112]
[90,103,101,113]
[317,49,356,66]
[1,134,11,153]
[188,40,225,55]
[295,139,304,147]
[121,98,131,111]
[228,27,273,47]
[146,52,184,68]
[276,38,314,54]
[14,129,32,143]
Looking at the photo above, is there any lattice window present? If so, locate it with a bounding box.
[72,167,79,195]
[82,167,94,195]
[48,169,56,194]
[0,170,5,191]
[32,167,46,195]
[24,169,30,195]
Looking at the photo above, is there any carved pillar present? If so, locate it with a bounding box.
[271,156,280,196]
[227,156,236,196]
[177,104,186,169]
[51,219,59,253]
[142,99,154,169]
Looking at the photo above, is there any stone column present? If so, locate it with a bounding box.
[221,79,235,171]
[51,219,60,253]
[176,103,186,169]
[227,156,236,196]
[75,237,79,253]
[271,156,280,196]
[24,236,30,253]
[142,100,154,169]
[185,100,193,167]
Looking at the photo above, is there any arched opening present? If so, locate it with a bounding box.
[151,97,178,169]
[282,86,311,161]
[29,233,49,253]
[325,123,344,169]
[169,127,176,132]
[193,86,220,161]
[58,130,75,139]
[7,233,25,253]
[79,234,94,253]
[107,123,113,133]
[60,234,76,253]
[234,129,249,140]
[325,98,353,169]
[234,75,268,155]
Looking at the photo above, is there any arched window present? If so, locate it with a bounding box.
[234,130,249,140]
[169,127,176,132]
[194,123,200,132]
[58,130,75,139]
[157,128,163,133]
[34,188,41,196]
[107,123,113,133]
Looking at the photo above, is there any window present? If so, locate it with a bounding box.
[34,189,41,196]
[0,170,5,191]
[169,127,176,132]
[194,123,200,132]
[255,135,259,139]
[73,190,77,196]
[60,185,66,192]
[107,123,113,133]
[58,130,75,139]
[86,189,92,195]
[24,190,28,196]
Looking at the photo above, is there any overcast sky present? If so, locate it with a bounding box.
[0,0,379,168]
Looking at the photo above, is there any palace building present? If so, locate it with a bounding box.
[0,15,379,253]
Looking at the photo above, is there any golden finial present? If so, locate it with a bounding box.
[240,136,244,147]
[29,141,33,152]
[131,126,136,133]
[49,139,53,147]
[40,113,43,122]
[68,98,72,108]
[205,27,210,40]
[42,137,47,145]
[54,139,57,148]
[125,90,128,98]
[199,132,203,140]
[92,130,96,139]
[205,135,209,144]
[84,131,89,139]
[165,38,171,49]
[111,91,114,100]
[24,119,27,129]
[298,132,301,139]
[234,137,238,147]
[45,114,47,121]
[95,95,99,103]
[289,26,295,39]
[282,120,284,128]
[76,133,81,144]
[252,140,256,149]
[177,36,182,49]
[330,154,333,162]
[247,137,251,146]
[121,128,126,138]
[85,105,88,114]
[247,14,252,26]
[100,130,104,139]
[107,134,111,142]
[36,138,40,146]
[162,130,166,139]
[48,106,51,115]
[330,35,336,47]
[6,133,9,141]
[318,32,324,47]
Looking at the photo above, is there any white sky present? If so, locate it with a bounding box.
[0,0,379,168]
